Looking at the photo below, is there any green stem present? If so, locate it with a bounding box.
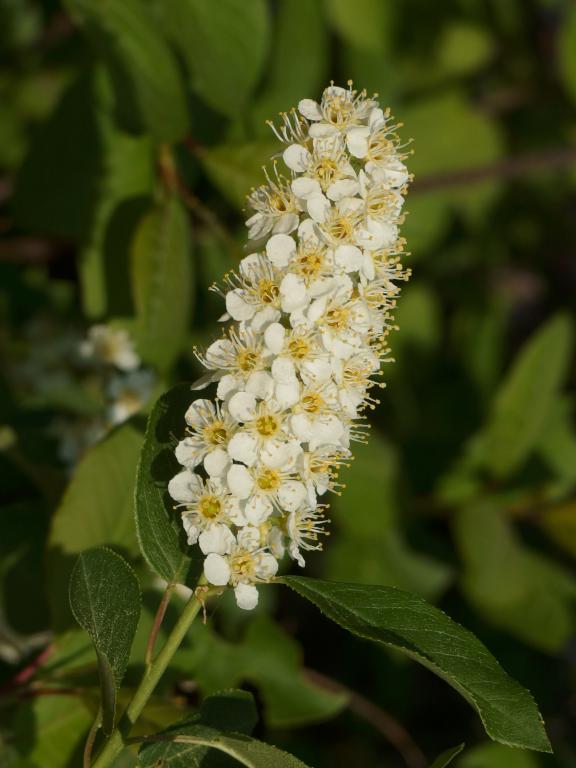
[92,588,206,768]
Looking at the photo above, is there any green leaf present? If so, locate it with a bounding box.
[403,92,502,256]
[537,398,576,489]
[200,140,278,210]
[559,4,576,105]
[66,0,189,141]
[431,744,465,768]
[47,424,143,630]
[280,576,551,753]
[163,0,270,117]
[69,547,141,734]
[539,499,576,558]
[477,314,573,478]
[130,195,193,373]
[454,502,576,652]
[252,0,328,127]
[80,70,154,318]
[458,742,541,768]
[327,435,451,600]
[325,0,389,54]
[135,384,196,585]
[12,694,93,768]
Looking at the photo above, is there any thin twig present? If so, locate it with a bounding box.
[304,667,427,768]
[412,146,576,194]
[0,642,54,697]
[83,707,102,768]
[145,584,175,668]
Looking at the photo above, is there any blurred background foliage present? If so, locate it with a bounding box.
[1,0,576,766]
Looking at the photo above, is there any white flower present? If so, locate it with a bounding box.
[107,369,155,425]
[171,81,411,609]
[80,325,140,371]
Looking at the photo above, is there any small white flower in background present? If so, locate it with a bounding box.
[171,81,411,610]
[80,324,140,371]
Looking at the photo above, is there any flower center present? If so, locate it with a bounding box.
[257,279,279,304]
[324,96,354,126]
[325,216,354,241]
[368,132,394,163]
[256,468,281,491]
[326,307,350,330]
[199,495,222,519]
[236,349,259,372]
[301,393,324,414]
[270,194,289,213]
[203,421,228,445]
[311,157,339,187]
[255,414,279,437]
[295,248,324,279]
[287,336,310,360]
[231,553,255,578]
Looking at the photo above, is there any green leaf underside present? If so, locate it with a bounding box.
[280,576,551,753]
[135,384,197,585]
[140,689,309,767]
[69,547,141,733]
[430,743,466,768]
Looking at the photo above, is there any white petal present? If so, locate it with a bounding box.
[300,358,332,384]
[182,517,200,545]
[204,553,230,586]
[309,415,344,449]
[250,306,281,333]
[256,552,278,579]
[226,290,255,321]
[245,494,273,524]
[168,470,202,503]
[271,357,296,384]
[327,178,359,201]
[228,391,257,422]
[298,217,319,243]
[260,438,301,469]
[264,322,286,354]
[298,98,323,120]
[292,176,322,201]
[199,524,235,555]
[266,233,296,268]
[234,583,259,610]
[205,339,233,367]
[273,212,299,234]
[227,463,255,498]
[291,413,314,442]
[246,371,274,400]
[274,380,301,410]
[280,274,308,313]
[217,374,241,400]
[346,126,370,158]
[309,123,338,138]
[204,447,230,477]
[184,399,215,428]
[283,144,311,172]
[174,438,203,468]
[307,194,331,224]
[225,496,246,526]
[278,480,306,512]
[334,244,364,273]
[237,525,260,550]
[227,432,259,466]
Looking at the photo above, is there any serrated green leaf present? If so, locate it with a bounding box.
[69,547,141,734]
[135,384,196,585]
[431,743,465,768]
[130,196,193,373]
[325,0,389,54]
[455,501,576,652]
[66,0,189,141]
[200,141,278,210]
[47,424,143,630]
[477,314,573,478]
[163,0,270,117]
[280,576,551,753]
[457,742,541,768]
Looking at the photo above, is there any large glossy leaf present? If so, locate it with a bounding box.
[454,502,576,652]
[69,547,141,734]
[66,0,189,141]
[163,0,270,117]
[477,314,573,478]
[47,424,143,629]
[135,384,196,585]
[130,195,193,373]
[281,576,551,752]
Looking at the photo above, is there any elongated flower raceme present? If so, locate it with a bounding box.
[169,82,411,610]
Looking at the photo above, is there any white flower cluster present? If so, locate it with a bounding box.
[169,83,411,610]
